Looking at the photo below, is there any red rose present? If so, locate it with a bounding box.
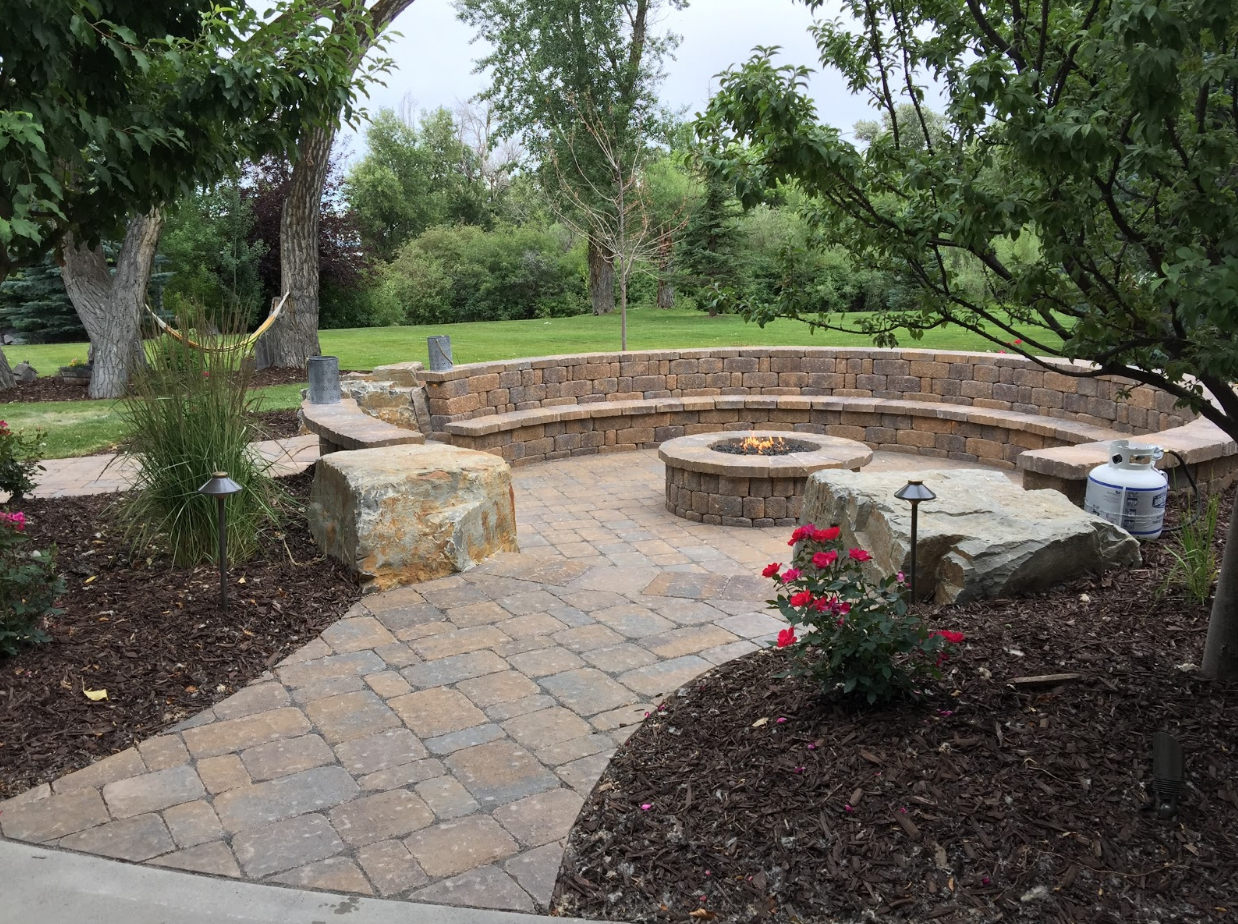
[933,629,966,644]
[781,568,802,583]
[762,562,781,579]
[777,627,798,648]
[789,590,814,607]
[812,550,838,569]
[848,548,872,562]
[790,525,812,543]
[837,602,851,616]
[812,526,841,542]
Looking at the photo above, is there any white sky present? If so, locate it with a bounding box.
[343,0,884,152]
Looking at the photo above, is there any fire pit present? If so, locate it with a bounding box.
[658,430,872,527]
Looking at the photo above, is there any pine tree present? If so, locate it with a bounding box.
[678,175,742,316]
[0,254,85,343]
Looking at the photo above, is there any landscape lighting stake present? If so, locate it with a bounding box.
[1151,731,1185,819]
[893,479,936,603]
[197,472,243,612]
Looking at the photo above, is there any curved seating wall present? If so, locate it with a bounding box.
[415,347,1238,498]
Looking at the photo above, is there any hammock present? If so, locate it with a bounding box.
[144,292,290,353]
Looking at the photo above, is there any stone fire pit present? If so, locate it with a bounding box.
[659,430,872,527]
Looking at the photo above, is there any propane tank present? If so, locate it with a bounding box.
[1083,439,1168,539]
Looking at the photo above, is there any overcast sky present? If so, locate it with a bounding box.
[342,0,883,154]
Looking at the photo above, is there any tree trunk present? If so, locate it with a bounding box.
[619,264,628,352]
[656,232,674,308]
[1202,498,1238,681]
[0,350,15,391]
[588,238,615,315]
[61,209,165,399]
[256,125,334,370]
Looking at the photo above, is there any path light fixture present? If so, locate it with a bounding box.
[197,472,243,612]
[894,479,936,603]
[1151,731,1185,819]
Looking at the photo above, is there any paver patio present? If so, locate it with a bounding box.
[4,446,1009,912]
[32,435,322,498]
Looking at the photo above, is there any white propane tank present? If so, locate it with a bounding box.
[1083,439,1168,539]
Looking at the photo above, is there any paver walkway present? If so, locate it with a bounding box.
[3,447,1011,912]
[33,435,322,497]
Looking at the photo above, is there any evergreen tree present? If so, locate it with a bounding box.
[0,254,85,343]
[677,175,742,315]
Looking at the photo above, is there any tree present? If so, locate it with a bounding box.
[0,254,84,343]
[2,0,383,396]
[256,0,416,370]
[457,0,685,315]
[244,153,372,334]
[345,107,496,261]
[697,1,1238,679]
[545,92,672,349]
[159,181,267,322]
[677,173,742,315]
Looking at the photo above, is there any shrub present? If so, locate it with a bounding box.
[0,511,62,656]
[382,224,587,324]
[118,306,285,566]
[0,421,45,500]
[764,523,964,703]
[1162,495,1221,604]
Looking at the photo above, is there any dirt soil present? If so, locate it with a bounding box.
[555,492,1238,924]
[0,468,359,798]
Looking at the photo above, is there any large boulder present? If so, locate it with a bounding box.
[308,443,518,592]
[802,469,1141,604]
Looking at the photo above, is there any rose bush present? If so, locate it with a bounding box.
[0,510,62,656]
[764,523,964,703]
[0,420,45,501]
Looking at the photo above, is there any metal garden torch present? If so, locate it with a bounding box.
[197,472,243,612]
[894,479,936,603]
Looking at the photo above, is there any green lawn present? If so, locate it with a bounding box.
[8,307,1050,376]
[8,308,1056,460]
[8,385,304,459]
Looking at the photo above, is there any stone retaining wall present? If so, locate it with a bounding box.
[447,398,1117,469]
[420,348,1193,440]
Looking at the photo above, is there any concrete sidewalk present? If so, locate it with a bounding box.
[1,838,586,924]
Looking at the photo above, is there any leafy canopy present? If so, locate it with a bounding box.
[696,0,1238,440]
[0,0,388,278]
[456,0,685,217]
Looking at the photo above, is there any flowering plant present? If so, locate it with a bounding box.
[764,523,964,703]
[0,420,45,500]
[0,509,61,655]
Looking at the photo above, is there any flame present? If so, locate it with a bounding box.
[738,435,791,454]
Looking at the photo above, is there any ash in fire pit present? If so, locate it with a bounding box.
[713,435,817,456]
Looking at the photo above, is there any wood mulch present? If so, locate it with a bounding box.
[1,366,310,404]
[555,491,1238,924]
[250,408,303,441]
[1,376,92,403]
[0,468,359,798]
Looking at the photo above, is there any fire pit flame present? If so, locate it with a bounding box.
[713,435,812,457]
[740,435,788,454]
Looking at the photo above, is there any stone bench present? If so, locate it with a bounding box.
[300,398,426,455]
[1018,416,1238,503]
[442,394,1129,470]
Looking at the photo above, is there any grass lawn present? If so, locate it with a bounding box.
[10,308,1059,460]
[10,385,304,460]
[6,307,1055,376]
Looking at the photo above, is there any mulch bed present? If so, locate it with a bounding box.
[1,366,310,404]
[1,376,92,404]
[555,492,1238,924]
[251,408,303,441]
[0,468,359,798]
